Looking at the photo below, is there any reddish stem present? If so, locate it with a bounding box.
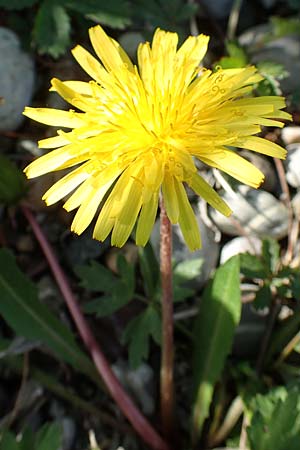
[22,206,170,450]
[159,198,175,439]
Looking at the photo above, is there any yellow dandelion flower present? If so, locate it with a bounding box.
[23,26,291,251]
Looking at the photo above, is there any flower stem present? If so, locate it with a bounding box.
[159,198,175,439]
[22,205,171,450]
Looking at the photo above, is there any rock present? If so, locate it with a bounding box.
[292,190,300,219]
[0,27,35,131]
[281,126,300,145]
[210,185,289,239]
[239,24,300,94]
[150,208,219,290]
[285,144,300,188]
[220,236,262,264]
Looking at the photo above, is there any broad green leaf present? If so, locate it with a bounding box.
[35,423,62,450]
[138,243,159,299]
[75,260,117,293]
[192,256,241,440]
[173,285,195,302]
[248,386,300,450]
[0,0,38,9]
[0,155,26,205]
[122,306,161,369]
[240,253,270,279]
[0,249,92,374]
[33,1,71,58]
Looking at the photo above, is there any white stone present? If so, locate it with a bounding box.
[0,27,35,131]
[281,126,300,145]
[285,144,300,188]
[220,236,262,264]
[210,186,289,239]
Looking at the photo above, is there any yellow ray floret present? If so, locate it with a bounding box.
[23,25,291,251]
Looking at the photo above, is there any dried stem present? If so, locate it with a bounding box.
[159,198,175,440]
[22,205,171,450]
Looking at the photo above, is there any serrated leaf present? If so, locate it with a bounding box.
[75,260,117,293]
[33,1,71,58]
[117,254,135,296]
[0,249,93,375]
[0,0,38,10]
[66,0,131,29]
[122,306,161,369]
[240,253,270,279]
[248,386,300,450]
[84,291,132,317]
[192,256,241,440]
[257,61,289,80]
[138,243,159,299]
[0,155,26,205]
[253,283,272,310]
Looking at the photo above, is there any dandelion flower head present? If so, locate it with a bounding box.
[23,26,291,250]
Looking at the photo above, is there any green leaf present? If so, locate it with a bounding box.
[33,1,71,58]
[0,0,38,10]
[248,386,300,450]
[192,255,241,440]
[173,285,195,302]
[0,155,26,205]
[0,249,92,374]
[262,238,280,273]
[257,61,289,80]
[84,293,132,317]
[138,243,159,299]
[75,260,117,293]
[122,306,161,369]
[66,0,131,29]
[0,431,18,450]
[117,254,135,296]
[35,423,62,450]
[240,253,270,279]
[265,313,300,365]
[254,283,272,310]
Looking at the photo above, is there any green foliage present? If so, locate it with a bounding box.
[192,255,241,439]
[0,423,62,450]
[77,254,135,317]
[0,0,38,9]
[0,155,26,205]
[132,0,197,34]
[122,305,161,369]
[247,386,300,450]
[0,248,93,375]
[33,1,71,58]
[217,41,248,69]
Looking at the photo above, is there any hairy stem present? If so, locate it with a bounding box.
[22,205,170,450]
[159,198,175,440]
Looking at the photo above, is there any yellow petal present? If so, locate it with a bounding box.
[23,107,85,128]
[200,149,265,188]
[189,173,232,216]
[237,136,287,159]
[162,173,179,223]
[72,45,110,85]
[89,25,133,73]
[136,193,159,246]
[43,165,89,205]
[175,180,201,251]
